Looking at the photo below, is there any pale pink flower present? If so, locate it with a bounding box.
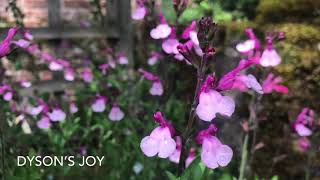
[108,105,125,121]
[132,6,147,20]
[148,52,162,66]
[49,61,64,71]
[13,39,31,49]
[140,112,176,158]
[91,96,107,112]
[3,91,13,101]
[150,24,172,39]
[260,38,281,67]
[196,90,235,122]
[169,136,182,164]
[236,74,263,94]
[69,102,78,114]
[81,68,93,83]
[48,108,66,122]
[26,105,44,116]
[118,54,129,65]
[150,81,164,96]
[162,38,179,54]
[64,68,75,81]
[196,125,233,169]
[20,81,32,88]
[37,116,51,129]
[294,108,315,137]
[236,40,255,54]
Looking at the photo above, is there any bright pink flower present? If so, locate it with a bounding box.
[81,68,93,83]
[196,125,233,169]
[298,137,311,151]
[69,102,78,113]
[48,108,66,122]
[169,136,182,164]
[41,52,55,62]
[182,21,197,39]
[140,112,176,158]
[216,60,254,91]
[37,116,51,129]
[132,6,147,20]
[0,28,18,58]
[108,104,125,121]
[185,148,196,168]
[91,96,107,112]
[262,73,288,94]
[196,90,235,121]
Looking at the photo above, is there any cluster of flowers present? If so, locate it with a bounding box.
[131,0,293,170]
[0,28,127,133]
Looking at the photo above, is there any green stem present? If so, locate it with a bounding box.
[239,133,249,180]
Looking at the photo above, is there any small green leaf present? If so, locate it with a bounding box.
[166,171,178,180]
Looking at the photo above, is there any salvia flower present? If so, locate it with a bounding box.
[140,112,176,158]
[118,53,129,65]
[185,148,196,168]
[81,67,94,83]
[169,136,182,164]
[148,52,162,66]
[91,95,107,112]
[69,102,78,114]
[0,28,18,58]
[298,137,311,151]
[37,116,51,129]
[196,75,235,122]
[294,108,314,137]
[232,74,263,94]
[132,5,147,20]
[150,13,171,39]
[26,105,44,116]
[262,73,288,94]
[108,104,125,121]
[64,68,75,81]
[139,69,164,96]
[48,108,66,122]
[260,37,281,67]
[196,125,233,169]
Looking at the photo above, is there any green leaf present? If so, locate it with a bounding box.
[180,156,205,180]
[166,171,179,180]
[271,175,279,180]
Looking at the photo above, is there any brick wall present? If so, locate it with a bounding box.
[0,0,106,27]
